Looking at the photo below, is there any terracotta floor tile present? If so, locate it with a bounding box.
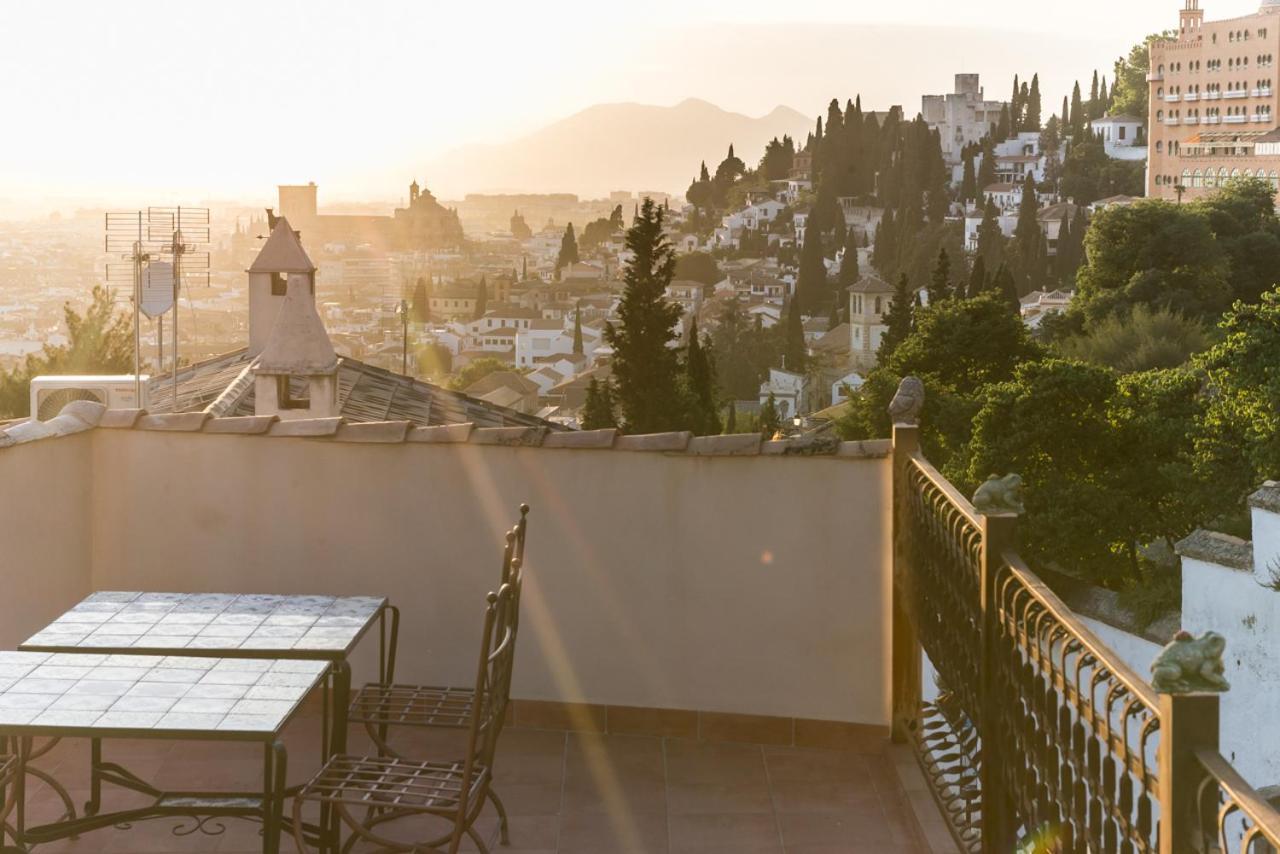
[663,739,767,785]
[667,812,783,853]
[768,780,882,814]
[666,781,776,815]
[557,811,670,853]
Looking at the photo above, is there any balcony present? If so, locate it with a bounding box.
[3,392,1280,852]
[1226,114,1249,123]
[1147,71,1164,82]
[1185,92,1200,101]
[1205,115,1223,124]
[1262,87,1274,97]
[1165,117,1181,125]
[1204,91,1223,100]
[1225,89,1250,98]
[1185,116,1202,124]
[1165,93,1181,102]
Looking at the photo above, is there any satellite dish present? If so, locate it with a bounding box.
[140,260,174,318]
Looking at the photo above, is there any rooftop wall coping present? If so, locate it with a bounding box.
[1249,480,1280,513]
[1175,528,1255,572]
[0,403,890,463]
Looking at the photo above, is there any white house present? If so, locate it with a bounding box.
[759,368,812,420]
[831,371,865,404]
[1090,115,1147,161]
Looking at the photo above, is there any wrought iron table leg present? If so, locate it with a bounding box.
[262,740,287,854]
[331,661,351,758]
[84,738,101,817]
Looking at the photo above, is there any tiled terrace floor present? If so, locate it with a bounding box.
[14,707,929,853]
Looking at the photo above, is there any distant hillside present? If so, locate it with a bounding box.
[425,98,811,200]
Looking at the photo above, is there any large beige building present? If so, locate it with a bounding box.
[1149,0,1280,199]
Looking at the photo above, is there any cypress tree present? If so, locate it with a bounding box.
[784,300,806,373]
[996,104,1011,141]
[878,273,915,362]
[976,138,996,193]
[961,150,977,203]
[725,400,737,434]
[796,224,828,313]
[699,161,710,183]
[1070,81,1085,138]
[683,318,720,436]
[558,223,580,270]
[967,254,987,299]
[521,256,528,279]
[993,262,1020,313]
[1098,76,1110,116]
[411,277,430,322]
[1011,74,1022,127]
[473,275,487,321]
[977,196,1004,271]
[604,199,684,433]
[759,393,781,438]
[572,301,584,355]
[1061,96,1069,133]
[838,226,861,290]
[582,377,618,430]
[1010,173,1045,292]
[1089,71,1100,116]
[929,248,953,303]
[1026,74,1042,131]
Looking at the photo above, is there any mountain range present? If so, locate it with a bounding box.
[425,98,812,200]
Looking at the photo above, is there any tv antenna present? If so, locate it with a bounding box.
[105,207,209,411]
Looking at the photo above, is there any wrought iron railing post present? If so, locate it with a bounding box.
[979,511,1018,853]
[890,423,921,744]
[1158,692,1219,854]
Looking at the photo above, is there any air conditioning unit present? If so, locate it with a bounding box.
[29,376,150,423]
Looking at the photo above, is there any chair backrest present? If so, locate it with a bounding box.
[458,574,522,797]
[499,504,531,588]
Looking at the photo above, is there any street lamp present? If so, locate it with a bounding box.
[395,299,409,376]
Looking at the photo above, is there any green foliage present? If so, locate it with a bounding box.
[1008,174,1047,293]
[448,357,509,392]
[682,319,720,436]
[759,393,781,438]
[958,360,1211,585]
[1074,199,1230,324]
[414,342,452,380]
[1195,177,1280,305]
[928,248,953,304]
[556,224,579,269]
[473,275,487,321]
[784,301,806,372]
[1059,139,1146,207]
[796,226,829,314]
[760,135,796,181]
[838,292,1041,466]
[674,252,721,286]
[1110,34,1170,121]
[581,377,618,430]
[1194,290,1280,502]
[1055,306,1211,372]
[709,297,780,400]
[837,227,860,291]
[572,303,584,355]
[0,285,133,420]
[411,277,431,322]
[580,216,620,252]
[605,199,685,433]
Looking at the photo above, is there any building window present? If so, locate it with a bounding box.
[277,376,308,410]
[271,273,286,296]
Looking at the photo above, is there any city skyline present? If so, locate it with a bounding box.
[0,0,1241,215]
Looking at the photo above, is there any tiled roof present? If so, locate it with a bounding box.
[142,349,562,430]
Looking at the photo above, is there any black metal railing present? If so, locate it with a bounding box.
[890,423,1280,854]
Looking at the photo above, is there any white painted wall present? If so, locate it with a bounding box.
[64,430,896,725]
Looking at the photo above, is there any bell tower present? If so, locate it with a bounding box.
[1181,0,1204,40]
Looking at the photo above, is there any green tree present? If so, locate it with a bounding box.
[1055,306,1210,372]
[709,296,779,400]
[1195,177,1280,305]
[557,223,580,269]
[605,199,684,432]
[683,318,720,436]
[0,285,134,419]
[1074,199,1230,325]
[961,150,977,203]
[1008,174,1047,293]
[473,275,487,321]
[572,302,584,355]
[977,138,997,193]
[976,196,1004,272]
[1195,289,1280,502]
[796,225,828,313]
[411,277,430,322]
[1024,73,1042,131]
[581,377,618,430]
[674,252,721,285]
[1111,35,1167,121]
[967,255,988,299]
[447,357,510,392]
[759,392,781,438]
[1060,138,1146,206]
[1070,81,1085,138]
[838,227,861,290]
[928,248,953,303]
[784,301,806,372]
[879,274,916,361]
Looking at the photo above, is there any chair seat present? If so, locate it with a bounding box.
[349,683,475,728]
[0,754,13,785]
[297,754,490,813]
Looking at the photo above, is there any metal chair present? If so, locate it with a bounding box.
[292,572,522,854]
[0,747,16,847]
[345,504,529,843]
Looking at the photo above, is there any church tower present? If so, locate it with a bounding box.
[1180,0,1204,40]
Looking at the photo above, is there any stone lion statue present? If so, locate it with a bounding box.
[971,473,1024,515]
[1150,630,1230,694]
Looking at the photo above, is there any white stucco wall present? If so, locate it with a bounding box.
[0,434,95,648]
[78,430,893,725]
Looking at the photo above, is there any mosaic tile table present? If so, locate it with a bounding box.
[0,651,327,853]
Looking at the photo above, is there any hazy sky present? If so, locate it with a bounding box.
[0,0,1266,213]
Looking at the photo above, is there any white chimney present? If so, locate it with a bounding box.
[253,272,339,420]
[247,217,316,357]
